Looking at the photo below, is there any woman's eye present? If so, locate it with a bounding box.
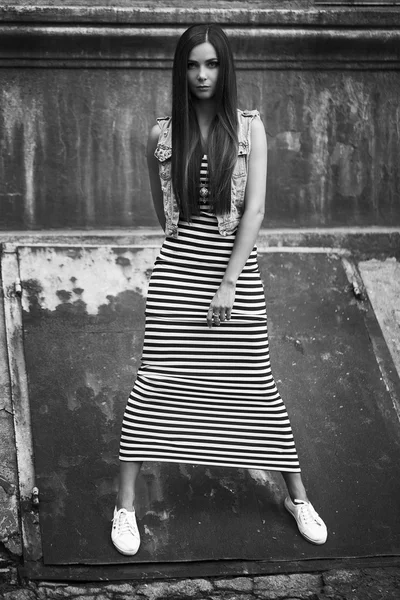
[208,61,219,68]
[187,62,196,70]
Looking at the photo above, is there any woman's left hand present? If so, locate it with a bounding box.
[207,282,236,328]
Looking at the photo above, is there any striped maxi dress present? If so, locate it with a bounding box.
[119,156,301,472]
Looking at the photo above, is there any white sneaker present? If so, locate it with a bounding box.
[284,497,328,545]
[111,507,141,555]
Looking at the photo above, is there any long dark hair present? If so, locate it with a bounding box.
[171,24,238,220]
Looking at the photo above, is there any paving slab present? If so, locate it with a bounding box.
[358,257,400,378]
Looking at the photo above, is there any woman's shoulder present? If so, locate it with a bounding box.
[148,115,171,143]
[156,115,172,130]
[237,108,261,119]
[237,108,264,135]
[153,116,172,139]
[156,115,171,123]
[236,109,265,153]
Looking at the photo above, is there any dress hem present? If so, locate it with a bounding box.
[119,456,301,473]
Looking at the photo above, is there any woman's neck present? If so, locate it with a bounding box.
[193,99,217,126]
[193,99,217,149]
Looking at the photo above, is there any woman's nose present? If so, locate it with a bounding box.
[197,68,207,81]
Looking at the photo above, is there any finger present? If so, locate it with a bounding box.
[207,307,215,328]
[226,307,232,320]
[211,307,221,327]
[219,310,226,322]
[213,311,221,327]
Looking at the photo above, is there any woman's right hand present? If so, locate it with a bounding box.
[206,281,236,328]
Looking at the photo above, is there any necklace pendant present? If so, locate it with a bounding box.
[199,186,209,199]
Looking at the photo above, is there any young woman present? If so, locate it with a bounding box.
[111,24,327,555]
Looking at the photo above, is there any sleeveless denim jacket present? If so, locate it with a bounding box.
[154,109,260,238]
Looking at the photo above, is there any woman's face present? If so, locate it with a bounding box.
[187,42,219,101]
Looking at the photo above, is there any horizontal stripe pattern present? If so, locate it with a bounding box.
[120,212,300,472]
[198,154,213,212]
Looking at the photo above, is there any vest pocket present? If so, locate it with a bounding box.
[231,154,248,211]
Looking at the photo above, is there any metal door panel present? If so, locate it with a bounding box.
[5,246,400,566]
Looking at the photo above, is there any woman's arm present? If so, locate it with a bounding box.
[207,116,267,327]
[146,124,166,231]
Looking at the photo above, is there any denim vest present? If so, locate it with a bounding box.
[154,109,260,238]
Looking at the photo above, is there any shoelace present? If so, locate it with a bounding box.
[113,510,139,538]
[297,502,322,526]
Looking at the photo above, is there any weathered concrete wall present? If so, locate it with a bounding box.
[1,5,400,229]
[0,1,313,7]
[244,71,400,227]
[1,69,400,229]
[0,69,166,229]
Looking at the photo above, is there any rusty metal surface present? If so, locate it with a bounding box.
[18,555,400,583]
[17,247,400,565]
[0,245,41,560]
[0,250,22,557]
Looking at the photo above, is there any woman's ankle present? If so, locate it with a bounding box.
[289,490,308,503]
[116,492,135,511]
[281,472,309,503]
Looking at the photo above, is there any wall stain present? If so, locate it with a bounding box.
[56,290,72,302]
[115,256,131,267]
[19,247,157,316]
[2,71,400,228]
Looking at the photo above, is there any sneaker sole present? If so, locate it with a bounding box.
[111,537,140,556]
[284,499,328,545]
